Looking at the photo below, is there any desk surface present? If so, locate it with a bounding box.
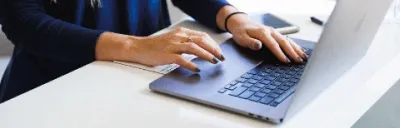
[1,0,400,128]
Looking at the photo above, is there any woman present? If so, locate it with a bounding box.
[0,0,307,103]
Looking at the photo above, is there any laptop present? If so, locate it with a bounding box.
[150,0,393,124]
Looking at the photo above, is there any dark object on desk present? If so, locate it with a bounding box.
[150,38,315,124]
[310,16,325,26]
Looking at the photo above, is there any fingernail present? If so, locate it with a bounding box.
[220,55,226,61]
[303,53,309,59]
[212,57,219,64]
[297,56,305,63]
[286,57,291,63]
[194,67,201,72]
[254,41,261,49]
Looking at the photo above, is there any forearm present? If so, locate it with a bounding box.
[95,32,140,61]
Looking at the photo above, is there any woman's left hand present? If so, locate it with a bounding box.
[226,13,308,64]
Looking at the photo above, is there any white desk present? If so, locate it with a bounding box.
[1,0,399,127]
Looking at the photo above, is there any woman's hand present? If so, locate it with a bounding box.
[95,28,224,72]
[217,6,308,63]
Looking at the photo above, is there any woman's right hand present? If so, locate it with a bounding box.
[96,27,225,72]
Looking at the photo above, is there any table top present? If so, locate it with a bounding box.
[1,0,399,128]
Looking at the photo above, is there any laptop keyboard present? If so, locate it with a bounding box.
[218,49,313,107]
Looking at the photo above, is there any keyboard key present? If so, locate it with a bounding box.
[289,78,300,83]
[218,88,227,93]
[269,93,280,98]
[279,85,290,90]
[270,102,279,107]
[236,78,247,83]
[236,83,244,87]
[274,87,295,104]
[276,78,287,82]
[261,89,272,94]
[228,86,237,90]
[254,83,266,88]
[286,71,296,75]
[306,50,312,55]
[249,86,261,92]
[284,74,292,79]
[263,69,273,73]
[260,80,271,84]
[254,92,267,97]
[239,91,255,99]
[265,76,276,81]
[276,69,285,74]
[249,96,261,102]
[230,81,238,85]
[260,97,274,105]
[272,81,282,86]
[273,89,285,94]
[258,72,268,77]
[293,68,302,72]
[266,85,277,89]
[248,70,258,74]
[283,82,295,87]
[272,73,281,77]
[229,87,247,96]
[242,83,253,87]
[247,79,258,84]
[241,74,253,79]
[224,84,232,89]
[281,67,291,71]
[294,73,302,79]
[252,76,263,80]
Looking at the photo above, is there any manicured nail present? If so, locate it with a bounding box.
[286,58,291,63]
[212,57,219,64]
[220,55,226,61]
[297,56,305,64]
[254,41,261,49]
[194,67,201,72]
[303,53,309,59]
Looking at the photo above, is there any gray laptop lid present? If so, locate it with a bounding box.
[286,0,394,117]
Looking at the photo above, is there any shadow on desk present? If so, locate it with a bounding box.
[352,79,400,128]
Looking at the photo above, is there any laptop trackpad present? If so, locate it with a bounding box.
[150,39,266,97]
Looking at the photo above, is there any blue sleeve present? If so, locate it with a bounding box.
[171,0,231,32]
[0,0,6,24]
[3,0,104,64]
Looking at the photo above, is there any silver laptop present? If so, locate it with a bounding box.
[150,0,393,124]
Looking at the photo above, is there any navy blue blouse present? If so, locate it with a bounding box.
[0,0,229,102]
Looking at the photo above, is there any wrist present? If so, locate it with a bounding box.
[95,32,137,61]
[216,6,249,32]
[225,13,249,33]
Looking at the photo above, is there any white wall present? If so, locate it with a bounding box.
[166,0,189,24]
[0,25,12,79]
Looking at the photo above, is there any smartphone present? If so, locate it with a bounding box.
[251,13,300,35]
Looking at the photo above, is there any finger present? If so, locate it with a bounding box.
[248,28,291,63]
[232,33,262,50]
[271,31,304,63]
[180,29,225,61]
[287,37,308,60]
[175,43,219,64]
[172,55,200,72]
